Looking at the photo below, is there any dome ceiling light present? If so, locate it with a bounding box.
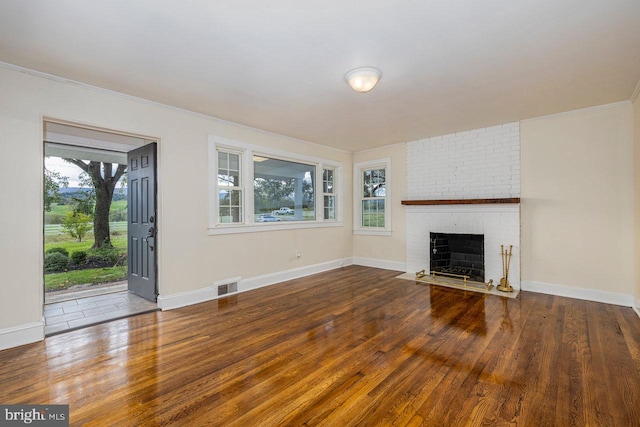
[344,67,381,93]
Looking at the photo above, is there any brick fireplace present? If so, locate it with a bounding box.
[405,203,520,288]
[404,122,521,289]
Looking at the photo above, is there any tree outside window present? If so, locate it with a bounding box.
[362,168,386,227]
[354,158,391,235]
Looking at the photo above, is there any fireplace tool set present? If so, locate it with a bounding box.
[497,244,514,292]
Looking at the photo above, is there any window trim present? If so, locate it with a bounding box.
[353,158,392,236]
[322,167,337,221]
[209,136,343,235]
[215,147,244,225]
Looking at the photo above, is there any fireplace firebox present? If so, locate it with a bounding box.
[430,233,484,282]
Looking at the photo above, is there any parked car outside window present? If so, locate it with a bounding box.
[257,214,282,222]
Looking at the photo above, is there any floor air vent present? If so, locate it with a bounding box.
[217,282,238,296]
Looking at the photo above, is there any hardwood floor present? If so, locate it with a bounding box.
[1,266,639,426]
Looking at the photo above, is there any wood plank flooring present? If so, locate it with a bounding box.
[1,266,639,426]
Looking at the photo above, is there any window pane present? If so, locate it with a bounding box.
[375,199,385,227]
[218,151,228,169]
[231,206,242,223]
[217,148,243,224]
[363,181,370,197]
[362,199,385,228]
[363,168,385,198]
[323,169,334,193]
[229,153,239,171]
[218,172,240,187]
[219,189,230,204]
[218,193,242,222]
[219,206,231,223]
[254,156,315,221]
[230,190,240,205]
[324,195,335,220]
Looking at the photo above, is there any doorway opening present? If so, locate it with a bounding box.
[43,121,159,336]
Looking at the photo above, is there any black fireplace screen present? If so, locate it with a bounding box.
[430,232,484,282]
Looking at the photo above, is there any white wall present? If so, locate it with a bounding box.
[0,65,353,348]
[521,102,634,304]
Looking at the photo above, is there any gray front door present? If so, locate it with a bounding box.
[127,143,157,301]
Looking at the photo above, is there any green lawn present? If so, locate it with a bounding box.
[362,212,385,227]
[45,200,127,224]
[44,233,127,253]
[110,199,127,210]
[44,229,127,292]
[45,266,127,291]
[43,199,129,291]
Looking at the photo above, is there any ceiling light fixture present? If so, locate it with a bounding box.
[345,67,381,93]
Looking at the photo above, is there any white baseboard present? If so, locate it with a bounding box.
[352,257,405,272]
[0,322,44,351]
[157,286,218,311]
[634,297,640,319]
[158,258,353,311]
[522,280,634,307]
[240,258,353,293]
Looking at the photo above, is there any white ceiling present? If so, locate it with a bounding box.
[1,1,639,152]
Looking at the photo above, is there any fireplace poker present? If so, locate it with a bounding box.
[498,244,514,292]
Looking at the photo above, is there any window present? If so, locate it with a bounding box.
[210,137,342,234]
[354,158,391,235]
[323,168,336,220]
[254,156,315,222]
[217,149,243,224]
[362,168,385,227]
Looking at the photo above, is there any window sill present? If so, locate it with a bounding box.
[209,221,344,235]
[353,229,392,237]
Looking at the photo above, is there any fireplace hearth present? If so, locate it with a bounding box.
[430,232,484,282]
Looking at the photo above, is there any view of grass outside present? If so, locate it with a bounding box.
[44,199,127,291]
[44,153,128,293]
[362,199,386,227]
[362,211,385,227]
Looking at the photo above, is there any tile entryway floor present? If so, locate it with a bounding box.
[44,289,159,336]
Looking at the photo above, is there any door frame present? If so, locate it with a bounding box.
[42,118,161,307]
